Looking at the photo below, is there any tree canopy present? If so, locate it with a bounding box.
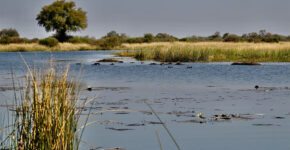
[106,30,119,38]
[36,0,87,42]
[0,28,19,38]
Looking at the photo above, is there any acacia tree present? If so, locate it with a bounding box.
[36,0,87,42]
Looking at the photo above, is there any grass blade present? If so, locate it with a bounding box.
[144,100,181,150]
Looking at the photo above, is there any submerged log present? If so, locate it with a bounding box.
[231,62,261,66]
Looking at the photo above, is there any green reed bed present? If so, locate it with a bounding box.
[0,61,93,150]
[117,42,290,62]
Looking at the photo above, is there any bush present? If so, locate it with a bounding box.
[39,37,59,47]
[179,36,199,42]
[106,30,119,37]
[0,36,11,44]
[247,32,261,43]
[126,37,144,43]
[156,33,178,42]
[179,38,191,42]
[100,36,122,49]
[143,33,155,43]
[9,37,30,43]
[208,32,222,41]
[68,36,93,44]
[223,34,241,42]
[262,34,280,43]
[0,28,19,38]
[29,38,39,43]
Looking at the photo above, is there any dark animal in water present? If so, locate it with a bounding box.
[255,85,259,89]
[94,62,100,66]
[231,62,261,66]
[87,86,92,91]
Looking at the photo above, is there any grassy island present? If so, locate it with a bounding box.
[116,42,290,62]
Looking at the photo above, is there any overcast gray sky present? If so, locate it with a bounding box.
[1,0,290,38]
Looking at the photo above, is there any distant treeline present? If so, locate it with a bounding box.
[0,28,39,44]
[1,28,290,49]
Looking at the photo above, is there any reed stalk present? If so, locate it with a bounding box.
[1,58,90,150]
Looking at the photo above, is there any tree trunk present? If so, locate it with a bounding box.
[56,30,68,42]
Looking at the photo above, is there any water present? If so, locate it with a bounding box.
[0,51,290,150]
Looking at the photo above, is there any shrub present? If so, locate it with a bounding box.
[179,38,191,42]
[106,30,119,37]
[262,34,280,43]
[68,36,92,44]
[208,32,222,41]
[126,37,144,43]
[100,36,122,49]
[1,37,39,44]
[223,34,241,42]
[143,33,155,43]
[102,31,128,44]
[68,36,83,43]
[0,36,11,44]
[247,32,261,43]
[156,33,178,42]
[39,37,59,47]
[9,37,30,43]
[29,38,39,43]
[0,28,19,38]
[179,36,199,42]
[119,33,129,41]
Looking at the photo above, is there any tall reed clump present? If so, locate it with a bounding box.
[1,61,89,150]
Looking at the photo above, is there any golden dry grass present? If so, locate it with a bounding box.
[0,43,97,52]
[0,60,91,149]
[122,42,290,51]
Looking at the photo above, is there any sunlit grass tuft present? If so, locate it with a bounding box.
[0,60,92,150]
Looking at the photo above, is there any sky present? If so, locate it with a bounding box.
[0,0,290,38]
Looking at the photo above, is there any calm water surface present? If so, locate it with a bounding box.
[0,51,289,150]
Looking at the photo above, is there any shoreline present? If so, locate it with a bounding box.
[115,42,290,62]
[2,42,290,63]
[0,43,99,52]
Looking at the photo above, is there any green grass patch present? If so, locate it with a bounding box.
[116,42,290,62]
